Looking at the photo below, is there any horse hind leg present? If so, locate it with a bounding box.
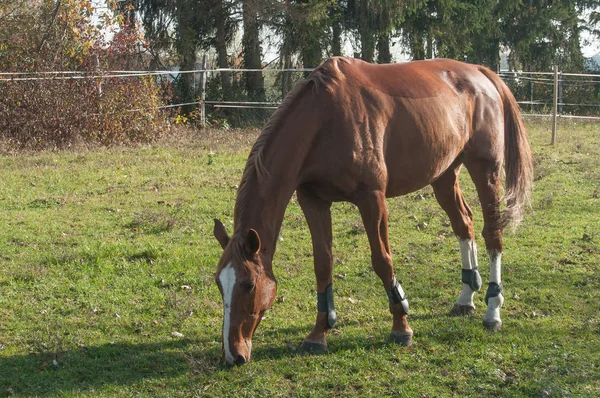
[354,190,413,346]
[297,187,336,353]
[431,162,482,315]
[464,158,505,332]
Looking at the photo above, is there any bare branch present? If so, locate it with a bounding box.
[36,0,62,55]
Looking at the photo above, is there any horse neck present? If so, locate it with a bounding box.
[234,170,297,268]
[234,96,322,268]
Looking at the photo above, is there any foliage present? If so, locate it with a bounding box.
[0,121,599,396]
[499,0,586,72]
[0,1,169,148]
[1,0,599,137]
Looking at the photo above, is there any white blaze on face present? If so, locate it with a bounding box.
[219,263,236,364]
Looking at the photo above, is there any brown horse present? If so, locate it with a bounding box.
[213,57,533,365]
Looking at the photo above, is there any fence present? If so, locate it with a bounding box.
[1,64,599,145]
[498,66,600,144]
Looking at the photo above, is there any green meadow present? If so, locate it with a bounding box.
[0,120,599,397]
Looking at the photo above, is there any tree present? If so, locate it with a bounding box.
[0,1,165,147]
[401,0,496,65]
[135,0,214,112]
[346,0,407,63]
[242,0,265,101]
[499,0,590,72]
[272,0,331,98]
[212,0,238,94]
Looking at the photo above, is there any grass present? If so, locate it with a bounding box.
[0,120,599,397]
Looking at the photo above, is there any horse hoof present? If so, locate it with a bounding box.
[450,303,476,316]
[300,340,328,354]
[389,332,413,347]
[483,320,502,332]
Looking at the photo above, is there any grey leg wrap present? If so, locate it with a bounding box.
[317,283,337,328]
[485,282,503,305]
[386,277,409,314]
[461,267,482,291]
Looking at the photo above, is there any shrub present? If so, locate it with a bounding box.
[0,0,170,149]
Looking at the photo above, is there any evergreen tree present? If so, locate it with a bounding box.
[347,0,407,62]
[499,0,590,72]
[401,0,496,65]
[242,0,265,101]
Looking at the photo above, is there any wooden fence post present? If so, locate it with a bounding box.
[551,65,558,145]
[94,54,102,98]
[558,71,563,114]
[200,54,207,129]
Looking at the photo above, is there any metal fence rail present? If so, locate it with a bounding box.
[2,65,599,144]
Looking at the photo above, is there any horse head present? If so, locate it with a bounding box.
[213,219,277,365]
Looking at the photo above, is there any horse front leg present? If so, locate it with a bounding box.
[354,190,413,346]
[297,188,336,353]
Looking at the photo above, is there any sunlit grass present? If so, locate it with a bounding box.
[0,120,599,397]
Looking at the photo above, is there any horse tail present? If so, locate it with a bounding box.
[477,66,534,230]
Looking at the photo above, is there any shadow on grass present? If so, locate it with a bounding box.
[0,339,220,397]
[251,321,415,362]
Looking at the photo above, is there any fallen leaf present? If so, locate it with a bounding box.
[286,343,297,351]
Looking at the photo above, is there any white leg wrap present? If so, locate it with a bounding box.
[458,238,478,270]
[456,284,476,307]
[489,250,501,284]
[456,238,479,308]
[484,250,503,328]
[484,294,504,325]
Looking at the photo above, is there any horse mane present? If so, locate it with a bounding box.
[233,57,347,229]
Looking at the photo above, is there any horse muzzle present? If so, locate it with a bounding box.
[223,339,252,366]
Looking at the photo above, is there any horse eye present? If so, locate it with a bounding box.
[241,281,255,292]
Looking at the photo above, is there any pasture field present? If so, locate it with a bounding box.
[0,120,599,397]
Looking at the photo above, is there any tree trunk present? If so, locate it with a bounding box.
[377,33,391,63]
[490,39,500,72]
[411,32,425,60]
[426,28,433,59]
[331,18,342,56]
[360,28,375,62]
[242,0,264,101]
[177,0,197,114]
[300,32,321,72]
[282,53,292,100]
[280,0,295,99]
[215,3,231,96]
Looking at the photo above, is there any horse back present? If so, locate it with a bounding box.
[299,58,503,199]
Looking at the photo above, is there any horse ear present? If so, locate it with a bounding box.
[213,219,230,250]
[245,228,261,256]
